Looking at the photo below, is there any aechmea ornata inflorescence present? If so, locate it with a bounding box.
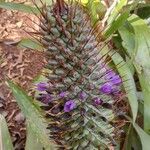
[32,0,127,149]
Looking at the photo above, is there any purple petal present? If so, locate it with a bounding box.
[64,100,76,112]
[105,70,122,85]
[110,75,122,85]
[93,97,103,105]
[105,70,116,80]
[100,82,113,94]
[36,82,49,91]
[59,91,68,98]
[79,91,87,101]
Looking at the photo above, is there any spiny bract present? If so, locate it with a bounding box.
[35,0,126,149]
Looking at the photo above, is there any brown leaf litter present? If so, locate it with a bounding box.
[0,2,46,149]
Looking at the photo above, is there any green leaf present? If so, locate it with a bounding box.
[18,39,43,51]
[107,0,128,24]
[119,15,150,133]
[25,122,44,150]
[128,15,150,73]
[139,73,150,134]
[103,0,142,38]
[124,125,142,150]
[102,0,129,37]
[0,114,14,150]
[118,25,135,57]
[127,116,150,150]
[7,80,55,150]
[111,52,138,122]
[86,0,106,24]
[128,15,150,133]
[0,2,39,14]
[103,11,129,38]
[123,125,132,150]
[35,0,52,6]
[133,124,150,150]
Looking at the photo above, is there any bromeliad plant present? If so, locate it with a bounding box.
[33,0,126,149]
[1,0,150,150]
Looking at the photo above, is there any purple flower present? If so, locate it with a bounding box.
[79,91,87,101]
[64,100,76,112]
[105,70,122,85]
[105,70,116,80]
[100,82,113,94]
[39,94,52,104]
[36,82,49,91]
[59,91,68,98]
[93,97,103,105]
[110,75,122,85]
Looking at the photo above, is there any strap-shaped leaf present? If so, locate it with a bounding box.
[25,122,44,150]
[126,116,150,150]
[133,123,150,150]
[7,80,55,150]
[0,2,39,14]
[0,114,14,150]
[103,11,129,38]
[128,15,150,133]
[111,51,138,122]
[18,39,43,51]
[106,0,128,24]
[119,14,150,133]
